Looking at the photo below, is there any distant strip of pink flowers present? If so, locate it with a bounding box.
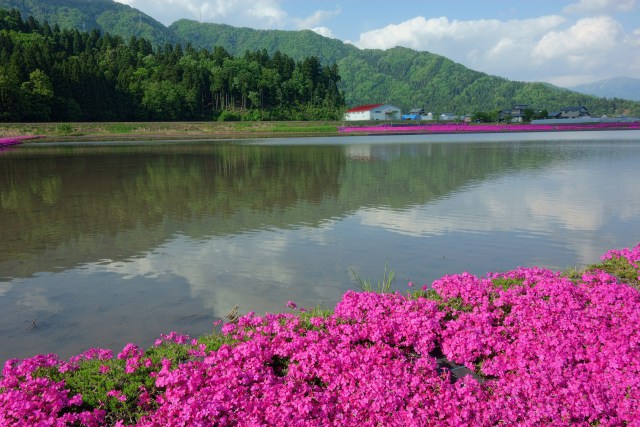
[0,135,41,146]
[1,243,639,426]
[339,121,640,134]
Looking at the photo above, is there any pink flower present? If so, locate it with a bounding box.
[3,242,639,426]
[107,389,127,403]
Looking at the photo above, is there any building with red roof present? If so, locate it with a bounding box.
[344,104,401,121]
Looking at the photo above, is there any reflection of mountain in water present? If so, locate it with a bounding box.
[0,142,555,279]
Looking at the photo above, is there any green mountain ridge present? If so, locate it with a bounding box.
[0,0,180,46]
[169,19,357,65]
[2,0,640,117]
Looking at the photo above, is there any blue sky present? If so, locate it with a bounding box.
[114,0,640,87]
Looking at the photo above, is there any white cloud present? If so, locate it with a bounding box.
[353,15,565,51]
[114,0,288,28]
[114,0,339,34]
[294,7,341,30]
[310,26,335,38]
[563,0,637,14]
[532,16,620,66]
[627,28,640,45]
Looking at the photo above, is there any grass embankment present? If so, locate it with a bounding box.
[0,121,342,142]
[2,244,640,426]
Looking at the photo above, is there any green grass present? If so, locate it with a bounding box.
[271,124,338,133]
[351,262,396,293]
[0,121,341,141]
[104,123,139,134]
[55,123,77,135]
[588,257,640,289]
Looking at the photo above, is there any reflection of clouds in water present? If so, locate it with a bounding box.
[357,163,640,266]
[18,288,62,313]
[174,233,297,315]
[525,196,603,231]
[0,282,12,297]
[617,173,640,221]
[81,228,336,318]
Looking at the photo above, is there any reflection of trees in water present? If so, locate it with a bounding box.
[0,142,555,277]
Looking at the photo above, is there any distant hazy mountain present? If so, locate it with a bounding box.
[569,77,640,102]
[0,0,180,46]
[2,0,639,116]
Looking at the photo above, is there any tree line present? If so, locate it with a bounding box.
[0,9,346,122]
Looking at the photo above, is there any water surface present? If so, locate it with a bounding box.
[1,130,639,363]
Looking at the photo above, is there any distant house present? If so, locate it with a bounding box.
[422,112,434,121]
[510,104,529,122]
[499,104,529,122]
[402,108,424,120]
[512,104,529,115]
[560,106,590,118]
[344,104,402,121]
[439,112,456,121]
[401,113,421,120]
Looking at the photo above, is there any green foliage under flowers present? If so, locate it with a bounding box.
[32,337,237,425]
[589,257,640,288]
[196,331,237,352]
[296,306,333,330]
[491,277,525,290]
[37,358,153,425]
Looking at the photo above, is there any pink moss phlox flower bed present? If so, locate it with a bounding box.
[0,135,41,146]
[2,244,640,426]
[338,121,640,135]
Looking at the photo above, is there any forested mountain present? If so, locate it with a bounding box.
[0,0,179,46]
[0,10,345,121]
[2,0,640,119]
[172,20,640,117]
[170,19,356,66]
[569,77,640,102]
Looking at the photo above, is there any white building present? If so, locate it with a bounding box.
[344,104,402,121]
[439,112,457,121]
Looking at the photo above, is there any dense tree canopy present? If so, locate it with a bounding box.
[0,9,345,122]
[0,0,179,46]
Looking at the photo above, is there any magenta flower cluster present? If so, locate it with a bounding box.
[338,121,640,135]
[0,354,106,426]
[603,243,640,272]
[2,244,640,426]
